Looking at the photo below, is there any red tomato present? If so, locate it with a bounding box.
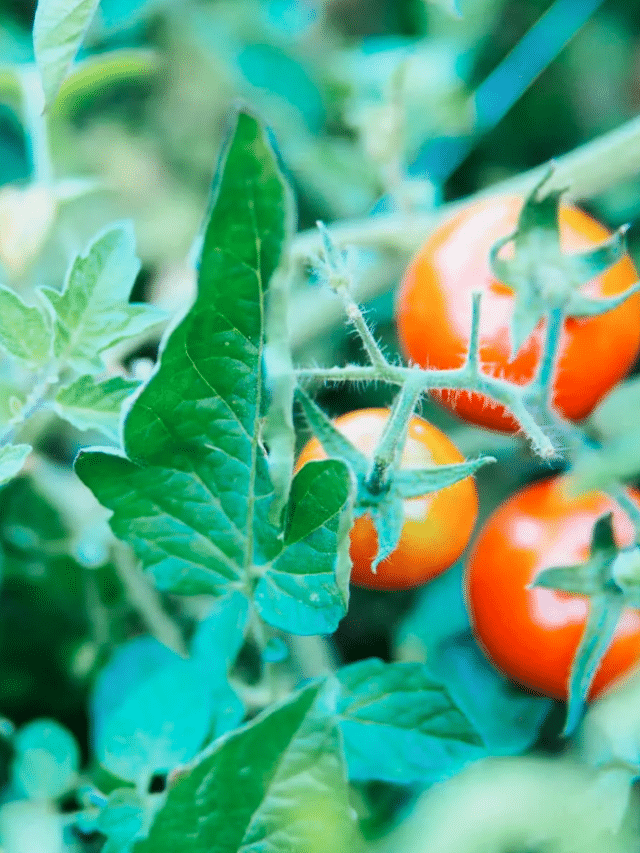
[396,196,640,432]
[296,408,478,590]
[465,477,640,700]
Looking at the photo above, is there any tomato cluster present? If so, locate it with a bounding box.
[299,192,640,704]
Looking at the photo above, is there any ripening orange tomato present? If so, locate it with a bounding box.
[296,408,478,590]
[465,477,640,700]
[396,196,640,432]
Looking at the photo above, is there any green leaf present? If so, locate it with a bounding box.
[394,455,495,499]
[33,0,101,107]
[0,444,32,486]
[134,682,356,853]
[0,287,51,363]
[75,113,291,597]
[255,460,353,634]
[55,374,140,441]
[564,591,626,737]
[336,659,483,784]
[13,718,79,799]
[40,223,164,374]
[92,637,218,784]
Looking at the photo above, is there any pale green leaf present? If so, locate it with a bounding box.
[55,374,140,441]
[40,223,164,374]
[33,0,101,107]
[0,287,51,363]
[0,444,31,486]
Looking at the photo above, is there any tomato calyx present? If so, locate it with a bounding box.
[531,512,640,735]
[489,168,640,361]
[296,389,494,571]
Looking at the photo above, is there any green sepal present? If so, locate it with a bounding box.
[296,389,368,476]
[563,590,625,737]
[564,223,630,287]
[394,455,495,499]
[566,279,640,318]
[370,491,404,572]
[529,512,631,736]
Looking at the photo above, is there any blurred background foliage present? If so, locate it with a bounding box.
[1,0,640,835]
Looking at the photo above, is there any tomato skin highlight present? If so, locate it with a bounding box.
[396,196,640,432]
[296,408,478,591]
[465,477,640,701]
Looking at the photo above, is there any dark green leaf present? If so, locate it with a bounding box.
[76,113,291,597]
[255,460,353,634]
[336,658,483,784]
[135,682,355,853]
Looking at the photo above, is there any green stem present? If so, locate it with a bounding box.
[19,65,54,185]
[535,307,565,402]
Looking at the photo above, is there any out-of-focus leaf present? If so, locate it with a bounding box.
[336,658,483,784]
[40,224,164,375]
[55,375,140,441]
[135,682,356,853]
[428,635,552,756]
[33,0,101,107]
[0,445,31,487]
[13,718,79,799]
[97,788,148,853]
[91,637,217,784]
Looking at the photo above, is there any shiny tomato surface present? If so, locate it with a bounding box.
[466,477,640,700]
[396,196,640,431]
[296,408,478,590]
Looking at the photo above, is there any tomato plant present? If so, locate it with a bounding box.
[466,476,640,701]
[396,195,640,432]
[296,408,478,590]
